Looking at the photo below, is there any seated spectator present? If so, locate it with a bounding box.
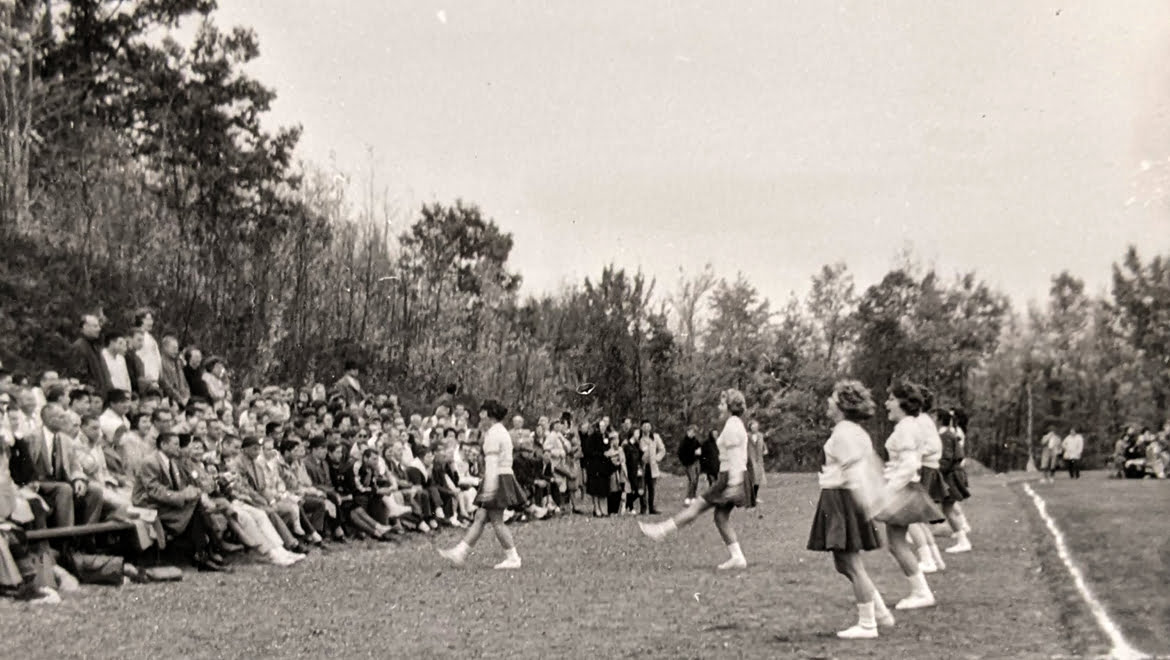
[220,436,305,554]
[180,435,242,556]
[10,403,103,528]
[276,439,334,541]
[131,432,227,572]
[98,389,132,444]
[74,415,132,516]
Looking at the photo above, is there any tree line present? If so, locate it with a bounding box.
[2,2,1167,471]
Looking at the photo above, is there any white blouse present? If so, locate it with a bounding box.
[818,420,873,489]
[915,414,942,469]
[884,416,923,490]
[717,416,749,483]
[482,422,514,488]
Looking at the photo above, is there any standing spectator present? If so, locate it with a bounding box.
[678,425,702,505]
[747,420,768,506]
[700,430,721,486]
[639,420,666,515]
[332,361,365,406]
[158,336,190,407]
[1062,428,1084,479]
[133,309,162,389]
[125,330,149,394]
[101,330,132,395]
[1039,427,1062,483]
[32,371,60,415]
[201,358,230,411]
[68,314,111,395]
[183,347,208,402]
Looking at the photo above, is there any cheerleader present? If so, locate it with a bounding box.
[807,380,895,639]
[878,382,944,609]
[639,389,752,570]
[438,399,528,570]
[909,385,947,574]
[939,409,973,553]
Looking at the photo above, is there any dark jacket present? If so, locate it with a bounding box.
[68,337,112,396]
[699,435,721,477]
[678,432,701,467]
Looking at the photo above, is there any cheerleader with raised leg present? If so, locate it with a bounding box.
[438,399,528,570]
[639,388,753,570]
[876,382,945,610]
[938,408,973,553]
[807,380,896,639]
[909,385,948,574]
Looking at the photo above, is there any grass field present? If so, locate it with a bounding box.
[0,471,1160,659]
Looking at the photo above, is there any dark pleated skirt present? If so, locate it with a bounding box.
[474,474,530,510]
[919,466,950,504]
[701,470,751,509]
[807,488,882,552]
[942,468,970,503]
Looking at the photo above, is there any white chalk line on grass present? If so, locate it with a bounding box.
[1022,483,1150,660]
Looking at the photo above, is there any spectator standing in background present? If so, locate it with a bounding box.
[1061,428,1084,480]
[133,309,162,390]
[1038,427,1062,483]
[678,425,702,505]
[184,347,208,402]
[158,336,190,407]
[101,330,132,395]
[68,314,111,396]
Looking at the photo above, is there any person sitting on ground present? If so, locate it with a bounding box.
[220,436,306,554]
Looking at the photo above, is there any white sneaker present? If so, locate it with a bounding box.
[919,560,938,574]
[493,555,522,570]
[932,554,946,571]
[29,587,61,605]
[836,624,878,639]
[438,547,467,566]
[876,610,896,627]
[639,521,668,542]
[895,593,936,610]
[269,551,297,567]
[503,510,515,522]
[945,539,972,553]
[717,555,747,570]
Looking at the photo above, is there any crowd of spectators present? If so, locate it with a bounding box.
[0,307,705,604]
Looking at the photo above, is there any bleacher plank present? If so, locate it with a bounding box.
[25,521,135,541]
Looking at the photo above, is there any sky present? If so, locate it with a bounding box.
[170,1,1169,311]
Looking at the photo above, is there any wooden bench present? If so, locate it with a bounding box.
[25,521,135,542]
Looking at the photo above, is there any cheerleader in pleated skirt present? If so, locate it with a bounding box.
[878,382,943,610]
[639,388,751,570]
[938,409,973,553]
[806,380,895,639]
[439,399,528,570]
[910,386,948,574]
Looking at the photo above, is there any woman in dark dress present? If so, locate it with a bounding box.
[581,419,612,517]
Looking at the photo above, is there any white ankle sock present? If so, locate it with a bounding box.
[728,542,744,560]
[910,572,931,596]
[505,547,520,561]
[917,546,933,564]
[873,591,890,616]
[856,602,876,628]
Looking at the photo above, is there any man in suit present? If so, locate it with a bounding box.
[10,401,102,528]
[132,432,227,572]
[639,420,666,515]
